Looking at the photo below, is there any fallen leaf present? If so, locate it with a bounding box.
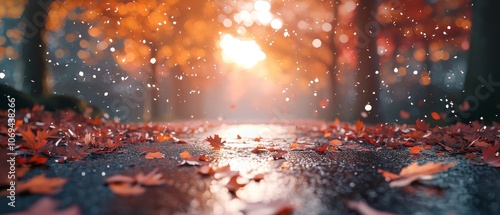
[19,128,58,151]
[135,168,165,186]
[6,197,80,215]
[329,139,342,146]
[106,169,165,196]
[108,183,146,196]
[225,175,247,192]
[145,151,165,159]
[316,145,328,153]
[253,137,263,142]
[409,146,424,155]
[251,145,267,153]
[482,143,500,167]
[206,134,225,150]
[345,200,397,215]
[271,149,287,160]
[17,174,67,195]
[179,150,192,159]
[355,120,364,131]
[241,199,297,215]
[237,135,242,139]
[378,162,456,187]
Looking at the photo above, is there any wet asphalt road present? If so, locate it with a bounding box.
[2,124,500,215]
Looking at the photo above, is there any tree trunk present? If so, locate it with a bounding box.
[353,0,380,123]
[459,0,500,124]
[18,0,53,97]
[144,47,161,121]
[327,0,341,120]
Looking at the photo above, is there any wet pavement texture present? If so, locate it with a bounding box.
[2,124,500,215]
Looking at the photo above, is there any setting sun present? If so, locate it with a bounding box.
[219,34,266,69]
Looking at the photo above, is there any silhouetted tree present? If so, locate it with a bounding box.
[19,0,53,97]
[460,0,500,124]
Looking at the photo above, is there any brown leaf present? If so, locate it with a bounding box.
[6,197,80,215]
[251,145,267,153]
[271,149,288,160]
[482,143,500,167]
[225,175,247,192]
[17,174,67,195]
[145,151,165,159]
[206,134,225,150]
[345,200,397,215]
[378,162,455,187]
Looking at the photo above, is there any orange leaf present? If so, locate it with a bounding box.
[206,134,225,150]
[482,143,500,167]
[145,151,165,159]
[355,120,364,131]
[431,112,441,120]
[329,139,342,146]
[179,150,192,159]
[409,146,424,155]
[378,162,456,187]
[108,183,145,196]
[17,174,67,195]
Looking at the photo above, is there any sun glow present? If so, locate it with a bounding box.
[219,34,266,69]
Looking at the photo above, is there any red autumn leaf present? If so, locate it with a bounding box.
[7,197,80,215]
[378,162,456,187]
[206,134,225,150]
[316,144,328,153]
[482,143,500,167]
[19,128,58,151]
[237,135,242,139]
[253,136,263,142]
[145,151,165,159]
[345,200,396,215]
[355,120,364,131]
[241,199,297,215]
[17,174,67,195]
[415,119,430,131]
[17,154,49,165]
[409,146,424,155]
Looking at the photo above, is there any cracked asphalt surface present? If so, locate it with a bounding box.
[2,123,500,215]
